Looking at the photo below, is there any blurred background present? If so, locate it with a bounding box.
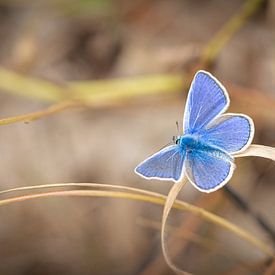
[0,0,274,274]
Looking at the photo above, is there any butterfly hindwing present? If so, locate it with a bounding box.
[185,145,235,192]
[135,145,185,182]
[184,71,229,134]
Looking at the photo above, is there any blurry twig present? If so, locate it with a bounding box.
[137,217,262,273]
[200,0,264,68]
[0,0,266,126]
[69,74,183,102]
[264,259,275,275]
[1,71,275,127]
[0,68,183,126]
[224,185,275,245]
[0,100,83,126]
[1,65,275,124]
[139,192,226,275]
[0,67,183,103]
[0,68,67,102]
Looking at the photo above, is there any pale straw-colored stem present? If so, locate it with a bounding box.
[235,144,275,161]
[0,100,83,126]
[0,183,273,267]
[161,176,190,274]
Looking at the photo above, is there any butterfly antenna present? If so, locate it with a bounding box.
[224,185,275,244]
[176,121,180,135]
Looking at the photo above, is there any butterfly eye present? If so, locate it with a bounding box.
[172,136,180,145]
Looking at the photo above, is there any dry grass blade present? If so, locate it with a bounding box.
[140,191,224,275]
[235,145,275,161]
[138,216,261,273]
[0,183,273,259]
[161,177,189,274]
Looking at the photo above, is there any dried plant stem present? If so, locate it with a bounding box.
[0,183,273,259]
[161,177,190,274]
[140,191,223,275]
[0,100,83,126]
[137,217,260,272]
[235,145,275,161]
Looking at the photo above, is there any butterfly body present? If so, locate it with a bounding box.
[135,70,254,193]
[177,134,198,148]
[177,134,233,164]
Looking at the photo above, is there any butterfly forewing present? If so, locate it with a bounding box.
[183,71,229,134]
[135,145,185,182]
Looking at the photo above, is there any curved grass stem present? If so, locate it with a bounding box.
[161,177,190,274]
[0,183,273,259]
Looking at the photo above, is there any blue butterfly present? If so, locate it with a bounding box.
[135,70,254,193]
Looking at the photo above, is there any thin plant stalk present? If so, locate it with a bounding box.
[0,183,273,259]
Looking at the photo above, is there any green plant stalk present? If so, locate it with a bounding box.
[0,1,263,104]
[0,67,183,103]
[68,74,184,103]
[0,68,66,102]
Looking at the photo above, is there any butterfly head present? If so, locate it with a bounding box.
[172,135,181,145]
[173,134,199,148]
